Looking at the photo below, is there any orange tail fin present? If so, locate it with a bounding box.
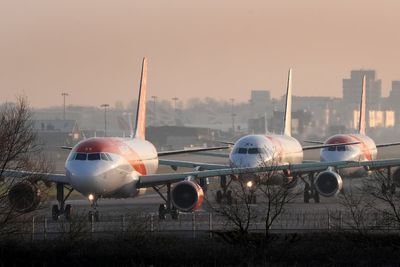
[133,57,148,139]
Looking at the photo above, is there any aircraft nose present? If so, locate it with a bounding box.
[320,151,353,162]
[230,155,270,168]
[66,162,110,194]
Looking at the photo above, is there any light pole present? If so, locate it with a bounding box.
[61,92,69,121]
[100,104,110,137]
[230,98,236,137]
[151,95,158,126]
[172,97,179,125]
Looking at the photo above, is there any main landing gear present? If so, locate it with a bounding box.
[302,174,320,203]
[153,183,179,220]
[380,167,397,195]
[215,175,233,205]
[52,183,74,221]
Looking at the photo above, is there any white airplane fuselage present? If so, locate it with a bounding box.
[65,137,158,198]
[320,134,377,177]
[229,134,303,169]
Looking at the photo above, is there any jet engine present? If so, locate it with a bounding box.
[8,181,41,213]
[315,170,343,197]
[172,178,204,212]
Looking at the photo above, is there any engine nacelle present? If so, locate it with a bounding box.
[315,170,343,197]
[172,179,204,212]
[8,181,41,213]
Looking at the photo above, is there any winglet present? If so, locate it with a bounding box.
[358,75,366,135]
[283,68,292,136]
[133,57,148,139]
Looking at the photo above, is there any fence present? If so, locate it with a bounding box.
[2,209,399,240]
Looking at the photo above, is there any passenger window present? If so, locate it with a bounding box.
[238,148,247,154]
[75,153,87,160]
[88,153,100,160]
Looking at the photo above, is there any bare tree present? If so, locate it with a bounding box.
[335,181,377,234]
[209,153,299,240]
[0,98,52,236]
[363,169,400,230]
[257,172,299,237]
[211,179,259,238]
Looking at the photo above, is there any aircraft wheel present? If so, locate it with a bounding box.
[216,190,223,204]
[314,192,320,203]
[171,207,179,220]
[65,204,72,221]
[303,190,310,203]
[158,204,167,220]
[52,205,59,221]
[88,211,100,222]
[226,190,232,205]
[381,183,387,194]
[391,183,396,195]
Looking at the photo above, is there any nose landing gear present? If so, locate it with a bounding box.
[88,194,100,222]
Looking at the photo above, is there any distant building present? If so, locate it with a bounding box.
[250,90,271,119]
[31,119,82,148]
[343,70,382,106]
[146,126,224,150]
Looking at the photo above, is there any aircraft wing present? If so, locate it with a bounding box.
[302,141,360,151]
[376,142,400,148]
[1,169,69,184]
[159,159,228,170]
[139,158,400,187]
[214,140,235,145]
[157,146,230,157]
[303,140,324,144]
[192,151,230,158]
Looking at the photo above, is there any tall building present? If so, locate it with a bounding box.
[250,90,271,119]
[343,70,381,106]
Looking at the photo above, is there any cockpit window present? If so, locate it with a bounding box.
[248,148,262,154]
[75,153,87,160]
[325,145,348,152]
[100,153,109,161]
[238,148,247,154]
[337,145,346,151]
[67,153,77,161]
[88,153,101,160]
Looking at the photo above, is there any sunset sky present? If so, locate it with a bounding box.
[1,0,400,107]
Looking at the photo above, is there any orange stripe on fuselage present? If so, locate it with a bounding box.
[349,135,372,161]
[74,138,147,175]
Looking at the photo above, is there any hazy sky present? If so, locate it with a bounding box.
[1,0,400,107]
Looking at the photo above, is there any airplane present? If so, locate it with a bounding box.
[302,75,400,202]
[158,69,362,204]
[5,60,400,222]
[4,57,233,221]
